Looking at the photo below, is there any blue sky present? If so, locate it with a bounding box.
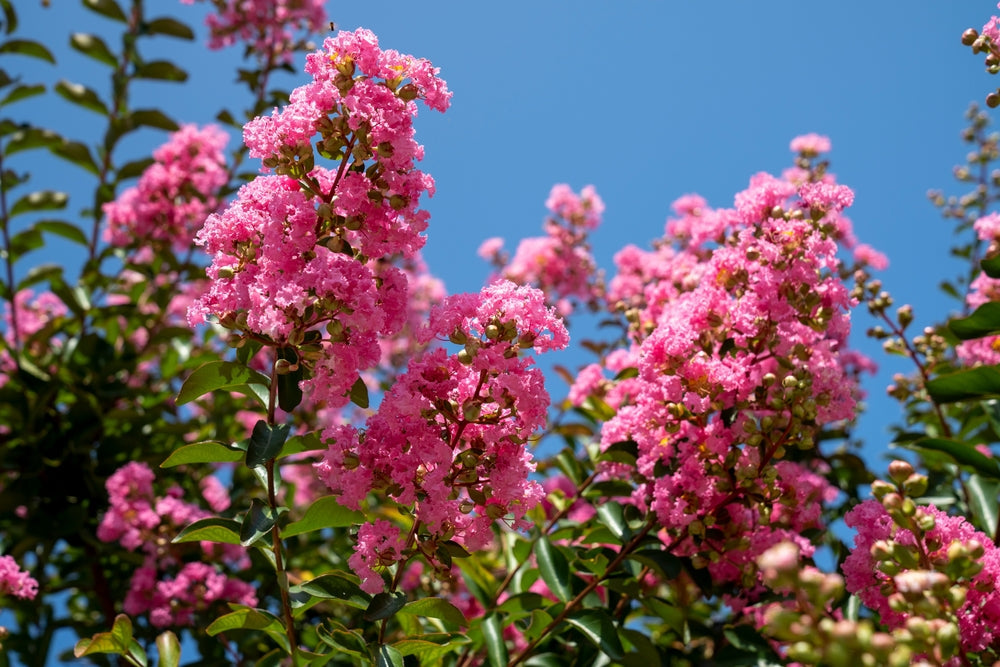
[10,2,997,466]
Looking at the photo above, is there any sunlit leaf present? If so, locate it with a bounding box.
[70,32,117,66]
[172,517,242,545]
[481,613,508,667]
[565,609,624,661]
[536,536,572,602]
[376,644,403,667]
[292,572,369,610]
[55,79,108,115]
[277,431,324,459]
[176,360,269,405]
[398,598,467,627]
[927,365,1000,404]
[282,495,363,538]
[161,441,244,468]
[10,190,67,217]
[155,631,180,667]
[967,474,1000,536]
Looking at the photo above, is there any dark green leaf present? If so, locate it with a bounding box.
[155,631,180,667]
[172,517,242,545]
[927,365,1000,404]
[51,140,99,175]
[36,219,88,246]
[82,0,127,23]
[364,592,407,622]
[0,38,54,63]
[277,347,303,411]
[134,60,188,82]
[984,255,1000,279]
[130,109,179,131]
[536,536,572,602]
[1,0,17,35]
[904,437,1000,479]
[1,83,44,107]
[393,634,470,663]
[283,495,363,538]
[626,548,682,579]
[967,474,1000,536]
[240,498,276,547]
[10,190,67,216]
[565,609,624,661]
[70,32,117,66]
[277,431,324,459]
[176,360,269,405]
[292,572,369,610]
[596,501,629,541]
[117,156,155,180]
[376,644,403,667]
[398,598,467,627]
[481,613,508,667]
[8,226,42,261]
[16,262,61,291]
[5,127,62,156]
[161,441,244,468]
[950,302,1000,340]
[145,17,195,40]
[246,421,291,468]
[598,440,638,465]
[205,607,283,636]
[349,376,369,408]
[55,79,108,115]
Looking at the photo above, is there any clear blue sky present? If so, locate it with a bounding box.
[10,2,995,478]
[11,1,996,467]
[6,1,999,663]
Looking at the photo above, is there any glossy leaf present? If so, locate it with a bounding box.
[565,609,625,661]
[276,347,303,411]
[536,536,572,602]
[82,0,127,23]
[172,517,242,545]
[398,598,467,627]
[160,441,244,468]
[1,83,44,106]
[135,60,188,82]
[376,644,403,667]
[246,421,291,468]
[292,572,369,610]
[0,38,54,63]
[904,437,1000,479]
[206,607,284,637]
[282,495,363,538]
[155,631,180,667]
[176,360,269,405]
[277,431,324,459]
[950,302,1000,340]
[364,592,407,622]
[926,365,1000,404]
[393,634,470,663]
[10,190,67,217]
[967,474,1000,536]
[145,17,195,40]
[55,80,108,115]
[73,614,134,659]
[596,501,629,541]
[240,498,276,547]
[481,613,508,667]
[70,32,116,66]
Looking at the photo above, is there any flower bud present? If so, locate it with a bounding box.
[963,28,980,46]
[888,460,914,484]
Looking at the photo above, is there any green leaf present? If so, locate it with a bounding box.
[292,572,370,610]
[904,437,1000,479]
[155,631,180,667]
[240,498,277,547]
[8,226,42,261]
[950,302,1000,340]
[626,548,682,579]
[282,495,363,538]
[135,60,188,82]
[172,517,242,545]
[1,83,45,107]
[967,474,1000,536]
[596,501,629,541]
[1,1,17,35]
[364,592,407,622]
[5,127,61,155]
[51,140,99,175]
[73,615,135,659]
[130,109,179,131]
[376,644,403,667]
[349,375,369,409]
[927,365,1000,404]
[246,421,291,468]
[984,254,1000,279]
[398,598,467,627]
[117,156,155,180]
[82,0,127,22]
[206,607,285,641]
[145,17,195,40]
[176,360,270,405]
[393,634,469,663]
[10,190,67,217]
[277,347,303,411]
[35,219,87,246]
[16,262,62,291]
[598,440,638,466]
[278,431,324,459]
[481,613,508,667]
[55,79,108,115]
[0,38,55,63]
[70,32,117,67]
[536,536,572,602]
[564,609,624,661]
[161,441,244,468]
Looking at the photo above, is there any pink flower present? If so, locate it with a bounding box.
[789,133,832,156]
[0,555,38,600]
[350,520,405,594]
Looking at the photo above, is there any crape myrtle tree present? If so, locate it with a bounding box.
[5,0,1000,665]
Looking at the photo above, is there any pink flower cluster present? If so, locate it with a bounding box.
[97,462,255,627]
[104,124,229,254]
[0,290,68,387]
[573,135,873,599]
[180,0,326,62]
[957,212,1000,365]
[479,184,605,315]
[191,28,450,409]
[844,499,1000,653]
[0,555,38,600]
[316,281,568,593]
